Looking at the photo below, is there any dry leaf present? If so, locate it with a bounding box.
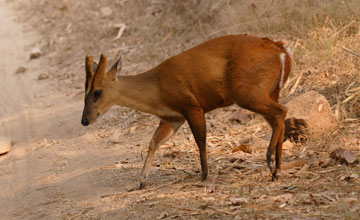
[306,153,316,165]
[164,151,183,159]
[343,198,358,204]
[283,140,294,150]
[330,148,358,165]
[340,173,359,181]
[282,159,307,170]
[232,144,252,154]
[271,193,294,203]
[229,151,247,163]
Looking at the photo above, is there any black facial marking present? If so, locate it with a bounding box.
[93,90,102,102]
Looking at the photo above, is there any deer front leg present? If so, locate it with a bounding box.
[139,119,184,190]
[184,109,208,181]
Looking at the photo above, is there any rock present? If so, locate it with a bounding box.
[30,47,42,59]
[285,90,337,138]
[14,66,27,74]
[37,73,49,80]
[0,137,12,155]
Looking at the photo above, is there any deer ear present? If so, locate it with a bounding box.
[92,54,108,89]
[106,57,122,81]
[85,56,94,94]
[93,62,98,74]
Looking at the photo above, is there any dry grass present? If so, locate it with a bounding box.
[8,0,360,219]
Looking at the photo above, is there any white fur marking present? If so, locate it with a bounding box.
[286,47,292,56]
[279,53,286,89]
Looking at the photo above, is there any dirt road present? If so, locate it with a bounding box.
[0,0,36,142]
[0,1,104,219]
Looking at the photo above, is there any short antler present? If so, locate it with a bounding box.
[93,54,108,89]
[85,56,94,94]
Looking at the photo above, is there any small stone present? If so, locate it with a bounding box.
[158,212,168,219]
[101,7,112,17]
[230,197,248,205]
[14,66,27,74]
[38,73,49,80]
[0,137,12,155]
[30,48,42,59]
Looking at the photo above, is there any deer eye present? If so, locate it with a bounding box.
[93,90,102,100]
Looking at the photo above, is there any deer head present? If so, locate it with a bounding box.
[81,54,121,126]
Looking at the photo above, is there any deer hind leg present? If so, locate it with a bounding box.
[184,109,208,181]
[139,119,184,190]
[264,115,285,180]
[235,96,287,180]
[264,88,286,179]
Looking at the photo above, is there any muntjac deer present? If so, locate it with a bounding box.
[81,34,292,189]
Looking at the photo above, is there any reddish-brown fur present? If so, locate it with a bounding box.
[81,34,292,189]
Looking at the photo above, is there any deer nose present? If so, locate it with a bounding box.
[81,118,89,126]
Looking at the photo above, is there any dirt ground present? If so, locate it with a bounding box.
[0,0,360,219]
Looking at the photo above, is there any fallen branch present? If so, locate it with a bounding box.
[343,47,360,57]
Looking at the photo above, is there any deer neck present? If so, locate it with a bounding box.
[105,72,162,115]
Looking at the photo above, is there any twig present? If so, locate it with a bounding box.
[161,30,175,43]
[343,47,360,57]
[331,20,356,38]
[289,72,303,95]
[321,194,336,202]
[346,86,360,94]
[310,193,319,206]
[113,23,126,41]
[345,81,357,93]
[284,75,297,89]
[342,91,360,103]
